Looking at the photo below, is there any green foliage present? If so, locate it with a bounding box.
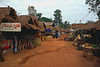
[53,9,62,24]
[86,20,94,23]
[63,21,70,29]
[39,17,52,22]
[52,23,55,27]
[28,6,34,16]
[30,6,34,8]
[91,44,98,48]
[29,13,33,16]
[72,23,77,24]
[37,13,42,20]
[86,0,100,19]
[59,23,64,28]
[79,23,85,24]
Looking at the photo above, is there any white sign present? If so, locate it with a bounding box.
[0,23,21,32]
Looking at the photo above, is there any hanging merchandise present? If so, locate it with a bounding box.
[22,39,25,49]
[3,39,9,50]
[10,40,14,48]
[21,40,23,49]
[8,40,10,47]
[24,39,27,49]
[18,40,21,50]
[27,39,30,49]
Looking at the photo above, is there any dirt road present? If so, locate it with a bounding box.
[0,35,100,67]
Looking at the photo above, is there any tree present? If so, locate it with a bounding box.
[39,17,52,22]
[53,9,62,26]
[59,23,64,28]
[37,13,42,20]
[86,20,94,23]
[64,21,70,29]
[86,0,100,19]
[28,6,34,16]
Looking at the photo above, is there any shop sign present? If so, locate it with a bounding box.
[0,23,21,32]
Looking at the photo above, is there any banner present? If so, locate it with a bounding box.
[0,23,21,32]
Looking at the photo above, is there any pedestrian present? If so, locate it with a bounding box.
[56,32,58,39]
[53,33,55,38]
[58,32,60,38]
[59,32,60,38]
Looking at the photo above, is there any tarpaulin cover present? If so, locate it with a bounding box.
[45,28,51,31]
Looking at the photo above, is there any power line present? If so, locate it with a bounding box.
[80,11,91,22]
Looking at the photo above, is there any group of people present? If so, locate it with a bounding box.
[64,30,92,50]
[53,31,60,39]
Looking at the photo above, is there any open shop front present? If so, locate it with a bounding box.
[0,23,21,54]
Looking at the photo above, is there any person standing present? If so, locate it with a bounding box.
[58,32,60,38]
[55,31,58,39]
[13,36,18,54]
[55,30,57,39]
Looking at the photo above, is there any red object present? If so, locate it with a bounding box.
[64,37,67,39]
[3,40,10,50]
[66,34,68,37]
[17,24,20,27]
[11,46,14,48]
[21,44,23,47]
[3,46,10,50]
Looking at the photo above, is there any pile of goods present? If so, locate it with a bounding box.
[83,46,93,60]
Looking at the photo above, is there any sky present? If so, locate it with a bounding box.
[0,0,98,24]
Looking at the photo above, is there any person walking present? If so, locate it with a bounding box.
[55,33,58,39]
[58,32,60,38]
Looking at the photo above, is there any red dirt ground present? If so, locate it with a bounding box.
[0,35,100,67]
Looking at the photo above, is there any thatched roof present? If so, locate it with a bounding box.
[38,22,53,29]
[33,18,45,31]
[81,23,94,30]
[46,25,50,29]
[18,15,40,30]
[39,22,46,29]
[34,18,40,27]
[93,20,100,30]
[52,27,61,31]
[82,20,100,30]
[26,23,40,30]
[18,15,30,24]
[18,15,30,29]
[0,6,18,22]
[70,24,86,29]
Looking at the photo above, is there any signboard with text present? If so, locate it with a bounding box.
[0,23,21,32]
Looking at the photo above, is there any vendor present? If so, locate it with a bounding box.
[74,35,84,47]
